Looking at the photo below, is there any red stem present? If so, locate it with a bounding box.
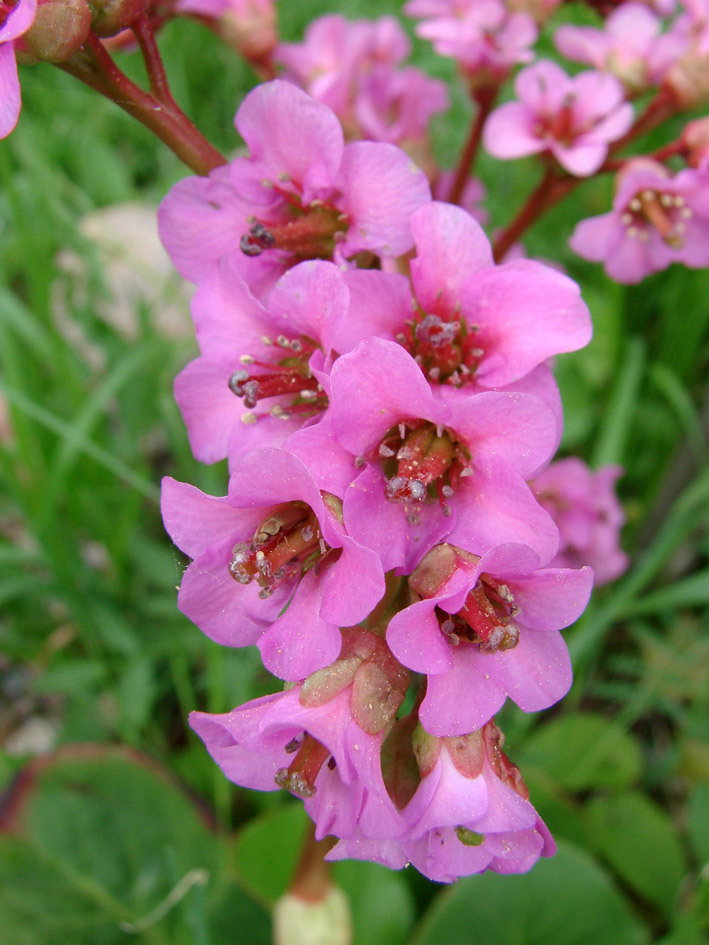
[448,85,498,206]
[58,32,227,176]
[289,821,336,902]
[131,14,178,107]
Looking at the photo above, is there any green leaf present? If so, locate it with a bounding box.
[520,713,642,791]
[584,792,686,913]
[688,785,709,867]
[233,802,310,906]
[412,841,649,945]
[0,748,270,945]
[334,859,416,945]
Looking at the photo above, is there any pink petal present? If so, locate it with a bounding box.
[235,80,344,198]
[161,477,255,558]
[0,43,20,139]
[510,565,594,631]
[483,102,545,160]
[410,202,493,313]
[338,141,431,257]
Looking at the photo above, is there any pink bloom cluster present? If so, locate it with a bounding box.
[404,0,539,86]
[277,14,448,155]
[160,78,624,881]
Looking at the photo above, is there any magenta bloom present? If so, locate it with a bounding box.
[570,160,709,283]
[158,80,431,293]
[405,0,538,82]
[531,458,629,585]
[387,542,592,734]
[329,721,555,882]
[555,3,685,90]
[161,448,384,680]
[315,337,560,572]
[0,0,36,138]
[190,629,409,842]
[174,257,352,470]
[483,60,634,176]
[342,202,592,393]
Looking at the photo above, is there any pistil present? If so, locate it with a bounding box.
[275,735,332,798]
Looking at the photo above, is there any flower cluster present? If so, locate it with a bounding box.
[159,77,622,882]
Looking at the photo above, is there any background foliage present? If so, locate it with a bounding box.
[0,2,707,942]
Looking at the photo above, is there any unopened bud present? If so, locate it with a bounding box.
[217,0,276,64]
[682,117,709,168]
[274,885,352,945]
[22,0,92,62]
[88,0,144,36]
[664,52,709,109]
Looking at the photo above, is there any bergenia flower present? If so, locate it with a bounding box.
[554,3,685,91]
[569,159,709,282]
[311,336,560,572]
[276,14,411,124]
[158,80,431,294]
[329,720,556,882]
[174,257,351,470]
[405,0,538,84]
[0,0,36,138]
[483,60,634,176]
[190,628,409,842]
[531,458,629,584]
[161,448,384,680]
[341,202,591,394]
[387,542,592,733]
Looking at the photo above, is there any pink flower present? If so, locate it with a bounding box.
[339,202,591,393]
[0,0,36,138]
[405,0,538,83]
[531,458,629,585]
[315,337,560,572]
[173,257,351,470]
[190,628,409,842]
[569,159,709,282]
[387,543,592,734]
[276,14,410,123]
[483,60,634,176]
[351,64,448,147]
[158,80,431,292]
[555,3,685,90]
[329,721,555,882]
[161,448,384,680]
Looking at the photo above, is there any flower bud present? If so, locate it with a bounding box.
[21,0,92,62]
[682,117,709,168]
[273,885,352,945]
[217,0,276,64]
[88,0,144,36]
[664,51,709,109]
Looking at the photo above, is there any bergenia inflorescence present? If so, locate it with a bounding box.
[17,0,709,888]
[159,76,614,884]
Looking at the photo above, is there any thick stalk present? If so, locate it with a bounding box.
[289,822,336,902]
[58,32,226,176]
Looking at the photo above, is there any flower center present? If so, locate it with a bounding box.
[621,189,693,248]
[228,501,328,598]
[275,734,332,798]
[439,574,520,653]
[374,420,470,511]
[399,312,485,386]
[240,203,346,259]
[229,334,327,425]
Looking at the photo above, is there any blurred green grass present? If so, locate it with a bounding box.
[0,2,708,943]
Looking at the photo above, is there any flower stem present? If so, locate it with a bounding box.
[57,32,227,176]
[448,85,497,206]
[289,821,336,902]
